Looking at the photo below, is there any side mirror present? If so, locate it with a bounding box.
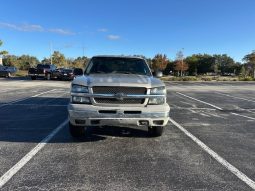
[154,71,163,78]
[73,68,83,76]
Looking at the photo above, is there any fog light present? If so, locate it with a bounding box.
[139,120,149,126]
[148,97,165,105]
[75,119,86,125]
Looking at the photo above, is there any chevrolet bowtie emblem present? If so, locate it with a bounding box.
[114,93,126,101]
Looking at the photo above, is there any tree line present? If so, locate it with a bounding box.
[148,51,255,78]
[1,40,255,78]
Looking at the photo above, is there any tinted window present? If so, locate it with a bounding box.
[37,64,50,69]
[85,57,151,76]
[63,69,73,73]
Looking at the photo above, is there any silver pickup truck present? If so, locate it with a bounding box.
[68,56,170,137]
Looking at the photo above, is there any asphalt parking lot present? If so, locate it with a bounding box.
[0,78,255,191]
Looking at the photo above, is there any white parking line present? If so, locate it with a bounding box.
[231,113,255,121]
[216,92,255,103]
[169,118,255,190]
[172,107,216,111]
[176,92,255,121]
[8,103,68,107]
[0,89,57,108]
[176,92,223,110]
[0,119,68,188]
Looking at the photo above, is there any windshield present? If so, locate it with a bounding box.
[62,69,73,73]
[37,64,50,69]
[85,57,152,76]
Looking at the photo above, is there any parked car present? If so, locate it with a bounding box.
[0,65,17,78]
[28,64,57,80]
[58,68,83,81]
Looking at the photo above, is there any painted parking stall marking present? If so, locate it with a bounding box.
[0,89,58,108]
[169,118,255,190]
[0,119,68,189]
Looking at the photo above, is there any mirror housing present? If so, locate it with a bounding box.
[73,68,83,76]
[154,71,163,78]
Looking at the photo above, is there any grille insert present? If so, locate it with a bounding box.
[92,86,147,105]
[93,86,146,95]
[94,98,145,104]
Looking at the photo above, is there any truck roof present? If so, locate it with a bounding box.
[92,55,145,60]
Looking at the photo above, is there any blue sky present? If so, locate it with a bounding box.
[0,0,255,62]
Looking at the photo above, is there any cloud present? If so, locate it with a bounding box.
[0,21,75,35]
[48,28,76,35]
[107,35,120,40]
[0,22,44,32]
[97,28,108,32]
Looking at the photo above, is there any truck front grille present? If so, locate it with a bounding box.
[92,86,147,105]
[94,98,145,104]
[92,86,146,95]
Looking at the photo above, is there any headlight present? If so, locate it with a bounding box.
[71,84,89,93]
[72,96,91,104]
[148,86,166,105]
[150,86,166,95]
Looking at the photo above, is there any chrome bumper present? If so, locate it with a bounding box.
[68,104,170,127]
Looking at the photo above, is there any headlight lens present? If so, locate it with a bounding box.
[150,86,166,95]
[148,86,166,105]
[71,84,89,93]
[72,96,90,104]
[71,85,90,104]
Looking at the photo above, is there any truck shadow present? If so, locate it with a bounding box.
[87,126,150,138]
[65,126,150,143]
[0,96,151,144]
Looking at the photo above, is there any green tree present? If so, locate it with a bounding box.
[214,54,236,75]
[243,51,255,78]
[41,57,51,64]
[17,55,39,70]
[240,65,246,77]
[71,56,88,68]
[185,55,199,75]
[0,40,9,65]
[52,51,66,67]
[164,61,175,75]
[2,55,19,67]
[152,54,168,71]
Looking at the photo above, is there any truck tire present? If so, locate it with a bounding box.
[148,126,164,137]
[69,122,85,137]
[46,73,51,80]
[31,76,36,80]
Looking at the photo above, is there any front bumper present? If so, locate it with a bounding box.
[68,103,170,127]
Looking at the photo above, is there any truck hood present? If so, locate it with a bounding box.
[72,74,164,88]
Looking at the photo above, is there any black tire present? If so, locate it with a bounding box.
[46,73,51,80]
[69,122,85,137]
[148,126,164,137]
[31,76,36,80]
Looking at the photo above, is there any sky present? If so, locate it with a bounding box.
[0,0,255,62]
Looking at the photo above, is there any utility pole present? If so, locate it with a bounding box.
[82,46,85,57]
[181,48,184,76]
[50,42,53,65]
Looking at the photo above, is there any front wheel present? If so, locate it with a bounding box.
[148,126,164,137]
[69,122,85,137]
[31,76,36,80]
